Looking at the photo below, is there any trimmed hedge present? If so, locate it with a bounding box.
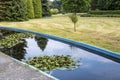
[89,10,120,15]
[80,10,120,17]
[80,14,120,17]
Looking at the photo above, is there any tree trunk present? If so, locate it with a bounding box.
[74,23,76,32]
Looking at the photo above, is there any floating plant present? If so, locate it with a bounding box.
[0,33,34,48]
[26,55,80,72]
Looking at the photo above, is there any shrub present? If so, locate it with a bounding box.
[89,10,120,15]
[80,10,120,17]
[80,14,120,17]
[50,8,59,15]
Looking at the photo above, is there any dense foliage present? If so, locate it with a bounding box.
[50,8,59,14]
[33,0,42,18]
[0,0,120,21]
[89,10,120,15]
[27,0,34,19]
[91,0,120,10]
[69,14,78,32]
[50,0,62,11]
[0,0,43,21]
[0,0,28,21]
[41,0,51,17]
[0,0,7,21]
[62,0,91,13]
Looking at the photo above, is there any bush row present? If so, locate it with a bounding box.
[89,10,120,15]
[80,14,120,17]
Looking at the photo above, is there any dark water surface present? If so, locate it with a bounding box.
[0,29,120,80]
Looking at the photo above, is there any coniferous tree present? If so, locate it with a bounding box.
[33,0,42,18]
[0,0,28,21]
[0,0,7,21]
[41,0,51,17]
[27,0,34,18]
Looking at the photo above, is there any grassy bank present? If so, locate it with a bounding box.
[0,15,120,53]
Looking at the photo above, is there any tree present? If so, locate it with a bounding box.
[33,0,42,18]
[91,0,99,10]
[62,0,91,14]
[27,0,34,18]
[41,0,51,17]
[0,0,7,21]
[69,14,78,32]
[0,0,28,21]
[50,0,62,11]
[62,0,91,32]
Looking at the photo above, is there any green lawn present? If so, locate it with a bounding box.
[0,15,120,53]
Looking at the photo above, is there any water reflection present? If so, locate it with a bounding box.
[1,39,27,60]
[35,36,48,51]
[0,29,120,80]
[0,29,18,36]
[0,29,27,60]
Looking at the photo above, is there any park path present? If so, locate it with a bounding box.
[0,52,54,80]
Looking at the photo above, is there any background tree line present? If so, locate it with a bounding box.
[0,0,120,21]
[91,0,120,10]
[50,0,120,13]
[0,0,51,21]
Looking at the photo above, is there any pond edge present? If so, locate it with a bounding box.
[0,26,120,62]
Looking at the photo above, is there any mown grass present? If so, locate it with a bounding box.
[0,14,120,53]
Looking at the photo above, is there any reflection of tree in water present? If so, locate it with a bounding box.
[0,39,27,60]
[0,29,19,40]
[0,29,19,36]
[35,36,48,51]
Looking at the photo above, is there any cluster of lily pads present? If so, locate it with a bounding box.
[0,33,33,48]
[26,55,80,72]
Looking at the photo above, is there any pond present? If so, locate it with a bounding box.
[0,28,120,80]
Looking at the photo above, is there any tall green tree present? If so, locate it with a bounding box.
[0,0,28,21]
[41,0,51,17]
[0,0,7,21]
[62,0,91,14]
[33,0,42,18]
[27,0,34,18]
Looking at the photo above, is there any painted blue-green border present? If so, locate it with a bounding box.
[0,26,120,63]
